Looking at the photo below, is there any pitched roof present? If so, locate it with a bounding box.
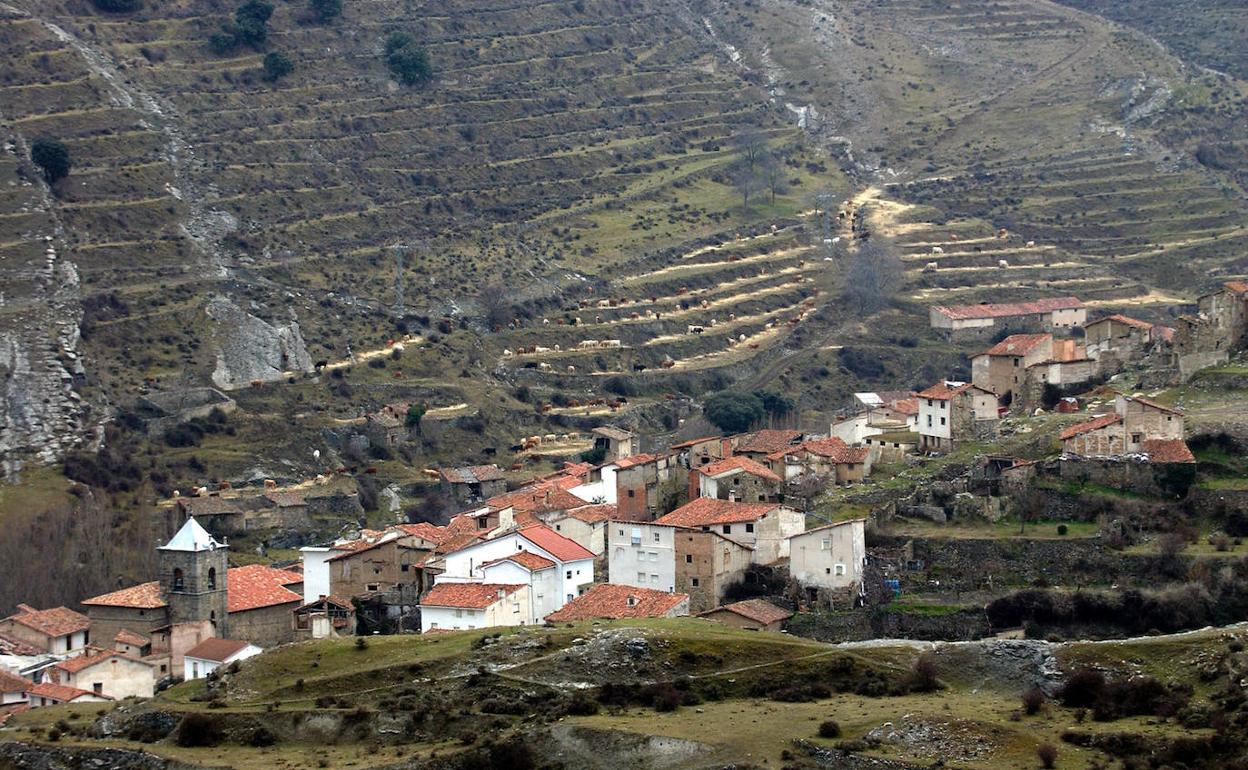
[519,524,596,561]
[1142,438,1196,463]
[227,565,303,613]
[0,670,31,693]
[176,496,244,516]
[264,490,305,508]
[981,333,1051,357]
[889,398,919,416]
[1060,413,1122,441]
[6,605,90,638]
[1121,394,1183,416]
[733,429,803,455]
[933,297,1083,321]
[113,629,149,648]
[394,522,447,544]
[916,381,977,401]
[591,426,635,441]
[700,455,781,483]
[1225,280,1248,295]
[0,631,41,656]
[1087,314,1154,331]
[440,464,505,484]
[160,517,225,552]
[82,581,165,609]
[564,504,617,523]
[656,498,780,528]
[545,584,688,622]
[54,647,150,674]
[613,453,663,470]
[781,437,869,464]
[704,598,793,626]
[670,436,721,450]
[29,682,107,702]
[793,518,868,537]
[487,484,587,515]
[481,550,557,572]
[185,638,253,663]
[420,583,525,609]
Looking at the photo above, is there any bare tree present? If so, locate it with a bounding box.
[761,152,787,205]
[731,160,764,212]
[733,128,768,172]
[786,473,830,513]
[478,280,515,329]
[843,238,904,314]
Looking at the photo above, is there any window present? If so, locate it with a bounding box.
[940,417,946,426]
[638,572,647,583]
[512,603,520,613]
[631,527,642,546]
[566,594,574,603]
[191,663,198,679]
[653,532,661,542]
[1131,433,1142,444]
[927,415,933,427]
[627,489,635,498]
[207,567,216,590]
[93,682,103,695]
[566,570,573,579]
[835,564,846,576]
[455,609,463,618]
[820,538,830,550]
[366,583,379,592]
[401,564,410,572]
[745,523,754,533]
[650,574,659,583]
[691,577,700,587]
[825,567,831,574]
[685,554,693,564]
[172,568,184,592]
[722,524,731,534]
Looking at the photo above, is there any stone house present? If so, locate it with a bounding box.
[591,426,638,462]
[699,599,792,632]
[41,646,156,700]
[293,596,355,640]
[1084,314,1162,362]
[183,638,262,681]
[673,529,753,614]
[544,503,615,560]
[1173,281,1248,378]
[655,498,804,565]
[929,297,1086,340]
[545,583,688,623]
[971,333,1055,404]
[439,465,507,507]
[696,456,783,503]
[225,565,305,648]
[788,520,867,608]
[769,437,871,485]
[731,429,804,465]
[1060,393,1186,457]
[419,583,531,632]
[614,453,683,520]
[0,605,90,655]
[863,431,919,465]
[327,535,434,604]
[670,436,731,470]
[916,381,999,452]
[366,402,412,447]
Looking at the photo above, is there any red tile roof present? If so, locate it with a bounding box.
[185,638,253,663]
[435,531,487,555]
[82,581,165,609]
[546,584,688,622]
[613,453,664,470]
[264,490,305,508]
[982,333,1051,357]
[1060,413,1122,441]
[0,670,31,694]
[481,550,556,572]
[227,565,303,613]
[670,436,721,450]
[420,583,525,609]
[519,524,596,561]
[782,437,870,464]
[6,605,90,638]
[656,498,780,528]
[113,629,148,648]
[28,682,106,703]
[1088,314,1154,331]
[394,522,447,544]
[704,599,793,626]
[1122,394,1183,416]
[1142,438,1196,463]
[1225,281,1248,295]
[565,504,616,523]
[890,398,920,416]
[733,429,803,455]
[54,647,149,674]
[916,382,975,401]
[0,631,41,656]
[700,455,781,483]
[933,297,1083,321]
[487,484,587,515]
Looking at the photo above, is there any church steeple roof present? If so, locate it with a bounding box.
[158,517,225,552]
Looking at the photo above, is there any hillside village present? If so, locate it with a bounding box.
[0,280,1243,715]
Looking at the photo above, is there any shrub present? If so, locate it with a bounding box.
[385,32,432,86]
[909,653,942,693]
[1022,687,1045,715]
[1056,524,1068,536]
[354,636,368,651]
[818,720,841,738]
[31,138,71,183]
[703,390,765,434]
[1036,743,1058,769]
[310,0,342,22]
[262,51,294,81]
[92,0,141,11]
[174,713,222,747]
[1058,668,1105,708]
[647,682,682,712]
[562,693,599,716]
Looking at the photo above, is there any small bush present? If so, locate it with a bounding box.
[262,51,294,82]
[1022,687,1045,715]
[818,720,841,738]
[1058,668,1105,708]
[174,713,222,747]
[385,32,432,86]
[31,138,71,183]
[310,0,342,22]
[1037,743,1058,768]
[1056,524,1068,536]
[909,653,942,693]
[647,682,682,712]
[355,636,368,651]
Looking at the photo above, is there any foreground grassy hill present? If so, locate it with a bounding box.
[5,619,1248,769]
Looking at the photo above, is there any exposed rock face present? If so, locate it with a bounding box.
[205,297,312,390]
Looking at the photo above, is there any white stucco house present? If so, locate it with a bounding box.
[183,638,263,680]
[420,583,532,632]
[788,520,867,606]
[607,521,679,592]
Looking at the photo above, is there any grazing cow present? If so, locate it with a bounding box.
[314,359,328,369]
[949,233,960,241]
[688,325,705,334]
[924,262,938,272]
[832,236,841,244]
[738,333,747,342]
[542,318,550,325]
[1026,240,1036,247]
[661,359,675,368]
[998,259,1010,268]
[567,365,576,373]
[601,339,622,348]
[633,364,647,372]
[998,228,1009,238]
[535,346,551,354]
[538,362,553,371]
[931,246,943,255]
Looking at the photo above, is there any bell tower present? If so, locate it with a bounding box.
[158,518,229,637]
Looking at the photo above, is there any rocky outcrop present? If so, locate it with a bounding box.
[205,297,313,390]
